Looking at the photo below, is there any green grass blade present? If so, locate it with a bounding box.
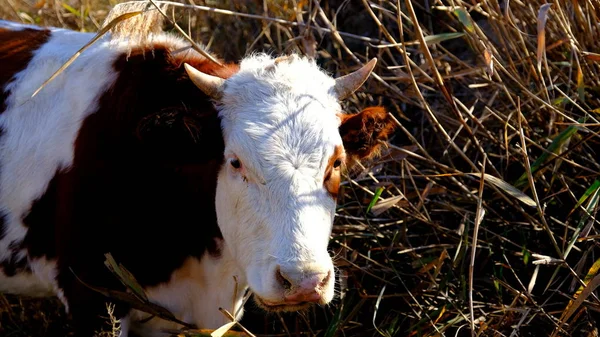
[366,187,385,214]
[572,180,600,213]
[564,184,600,257]
[104,253,148,302]
[452,8,474,33]
[323,300,344,337]
[61,2,80,16]
[515,124,580,188]
[424,32,465,45]
[468,173,536,207]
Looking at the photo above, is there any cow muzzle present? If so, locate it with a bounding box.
[254,263,333,311]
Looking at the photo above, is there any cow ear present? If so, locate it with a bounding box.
[339,107,396,164]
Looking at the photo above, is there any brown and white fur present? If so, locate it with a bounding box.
[0,17,395,337]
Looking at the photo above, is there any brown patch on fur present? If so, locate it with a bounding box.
[0,27,51,113]
[338,107,396,165]
[167,256,208,289]
[324,145,345,199]
[171,257,197,279]
[14,41,238,335]
[168,45,240,79]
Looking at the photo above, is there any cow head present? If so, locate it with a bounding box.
[184,54,395,311]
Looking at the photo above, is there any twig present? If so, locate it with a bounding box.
[469,153,486,336]
[112,0,385,44]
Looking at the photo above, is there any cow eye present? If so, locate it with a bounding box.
[333,159,342,168]
[231,159,241,169]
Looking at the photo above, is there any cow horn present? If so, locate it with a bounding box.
[333,58,377,100]
[184,63,225,99]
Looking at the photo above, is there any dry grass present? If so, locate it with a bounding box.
[2,0,600,336]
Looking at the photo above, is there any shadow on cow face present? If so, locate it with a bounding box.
[185,54,396,312]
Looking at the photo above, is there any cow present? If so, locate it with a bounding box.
[0,16,395,337]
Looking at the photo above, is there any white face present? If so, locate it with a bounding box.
[214,55,346,310]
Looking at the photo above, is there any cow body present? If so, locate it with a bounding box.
[0,17,394,337]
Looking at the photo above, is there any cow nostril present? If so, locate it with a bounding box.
[276,267,292,290]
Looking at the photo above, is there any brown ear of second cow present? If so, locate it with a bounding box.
[339,106,396,165]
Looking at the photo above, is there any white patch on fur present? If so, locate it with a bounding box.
[0,21,241,332]
[56,288,69,313]
[128,249,245,337]
[31,257,69,312]
[0,21,123,284]
[0,269,52,296]
[0,257,56,296]
[0,20,211,265]
[118,314,130,337]
[214,54,340,304]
